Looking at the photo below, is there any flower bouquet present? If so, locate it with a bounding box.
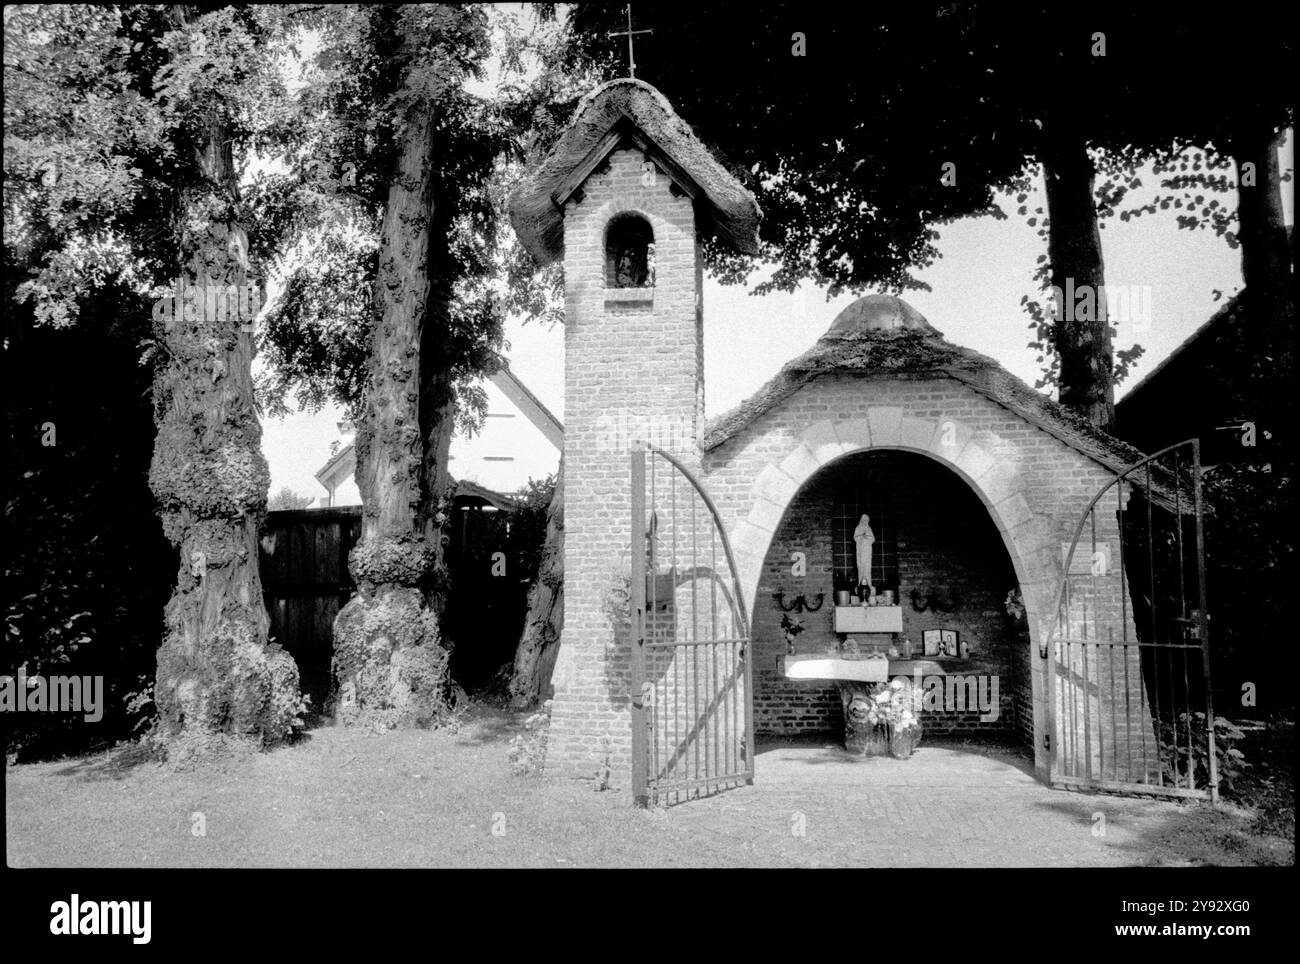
[780,612,805,655]
[863,677,922,759]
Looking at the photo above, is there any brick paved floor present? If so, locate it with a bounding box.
[654,738,1211,867]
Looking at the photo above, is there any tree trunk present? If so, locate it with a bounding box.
[149,91,302,745]
[1042,130,1115,431]
[1235,124,1292,307]
[509,461,564,709]
[1232,123,1295,468]
[419,382,456,617]
[331,78,449,728]
[417,277,458,620]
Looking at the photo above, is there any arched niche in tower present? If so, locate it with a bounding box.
[604,213,655,289]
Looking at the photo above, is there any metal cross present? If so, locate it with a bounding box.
[607,4,652,79]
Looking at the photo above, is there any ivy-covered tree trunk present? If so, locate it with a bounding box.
[149,106,303,746]
[417,303,458,620]
[509,461,564,708]
[1043,129,1116,432]
[332,79,449,728]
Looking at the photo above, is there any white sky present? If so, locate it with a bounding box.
[261,8,1295,501]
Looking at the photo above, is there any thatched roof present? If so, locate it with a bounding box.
[508,78,762,265]
[702,295,1155,482]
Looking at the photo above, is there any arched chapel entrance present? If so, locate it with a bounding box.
[748,449,1035,753]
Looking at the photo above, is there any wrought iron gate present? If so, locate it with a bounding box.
[1047,439,1218,801]
[629,442,754,807]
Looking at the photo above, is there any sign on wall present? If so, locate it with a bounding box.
[1061,541,1111,577]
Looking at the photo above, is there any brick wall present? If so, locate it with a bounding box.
[545,148,703,780]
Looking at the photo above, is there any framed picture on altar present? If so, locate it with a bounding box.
[940,629,961,657]
[921,629,942,657]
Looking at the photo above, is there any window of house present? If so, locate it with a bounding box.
[605,214,655,288]
[832,471,897,593]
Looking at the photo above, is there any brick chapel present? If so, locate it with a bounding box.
[510,78,1155,799]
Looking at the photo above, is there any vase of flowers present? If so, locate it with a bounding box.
[780,612,805,655]
[889,717,921,759]
[863,677,922,759]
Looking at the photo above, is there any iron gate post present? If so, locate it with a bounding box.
[1192,438,1219,804]
[629,441,649,807]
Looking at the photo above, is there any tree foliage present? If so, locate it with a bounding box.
[249,4,571,438]
[267,486,316,510]
[2,282,172,758]
[564,4,1292,416]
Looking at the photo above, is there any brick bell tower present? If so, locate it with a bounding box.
[509,79,761,782]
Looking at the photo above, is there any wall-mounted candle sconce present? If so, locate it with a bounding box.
[773,591,825,613]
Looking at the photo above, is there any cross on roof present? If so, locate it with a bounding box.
[607,4,652,79]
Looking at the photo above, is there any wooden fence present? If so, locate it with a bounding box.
[258,507,362,708]
[257,500,536,708]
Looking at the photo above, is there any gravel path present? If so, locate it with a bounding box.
[5,713,1290,868]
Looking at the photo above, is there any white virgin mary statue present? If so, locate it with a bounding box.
[853,514,875,592]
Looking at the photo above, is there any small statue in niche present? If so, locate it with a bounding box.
[853,513,876,597]
[607,215,654,288]
[615,246,640,287]
[614,243,651,287]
